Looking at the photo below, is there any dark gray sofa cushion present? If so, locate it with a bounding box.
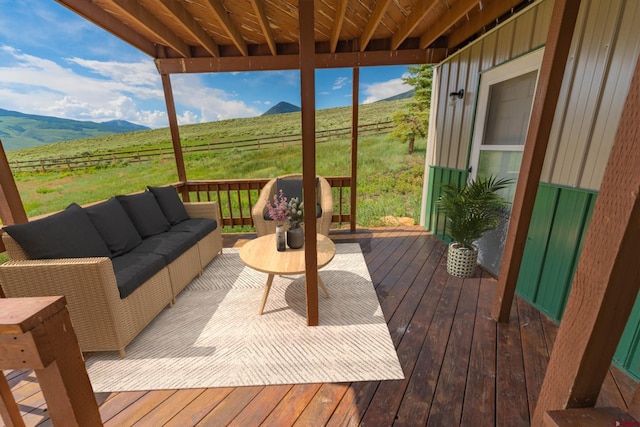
[169,218,217,240]
[276,177,303,203]
[148,185,190,225]
[264,177,322,220]
[130,231,198,264]
[3,203,111,259]
[116,192,170,238]
[111,252,166,299]
[85,197,142,257]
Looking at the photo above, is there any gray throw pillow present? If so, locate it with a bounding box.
[148,185,190,225]
[3,203,111,259]
[85,197,142,257]
[116,192,170,237]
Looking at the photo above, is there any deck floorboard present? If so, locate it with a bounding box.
[1,227,637,426]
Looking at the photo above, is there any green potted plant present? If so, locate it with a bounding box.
[437,175,513,278]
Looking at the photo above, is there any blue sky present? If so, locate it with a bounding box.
[0,1,413,129]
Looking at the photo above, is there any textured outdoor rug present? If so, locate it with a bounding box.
[85,243,404,392]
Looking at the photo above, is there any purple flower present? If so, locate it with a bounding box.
[266,189,290,222]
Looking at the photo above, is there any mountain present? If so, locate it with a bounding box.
[377,90,414,102]
[0,108,149,151]
[261,102,301,116]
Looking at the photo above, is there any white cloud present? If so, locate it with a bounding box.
[333,76,348,90]
[0,46,261,128]
[67,57,160,88]
[362,75,411,104]
[0,46,166,126]
[178,110,199,125]
[171,75,260,123]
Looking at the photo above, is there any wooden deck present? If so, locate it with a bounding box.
[2,227,637,426]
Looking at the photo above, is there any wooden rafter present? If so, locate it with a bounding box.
[359,0,393,52]
[56,0,156,56]
[330,0,349,53]
[249,0,277,56]
[204,0,249,56]
[154,48,446,74]
[110,0,191,57]
[157,0,220,57]
[392,0,438,50]
[419,0,479,49]
[447,0,522,48]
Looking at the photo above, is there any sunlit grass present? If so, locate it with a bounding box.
[9,100,427,228]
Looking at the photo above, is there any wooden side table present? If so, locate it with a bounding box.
[240,233,336,315]
[0,296,102,426]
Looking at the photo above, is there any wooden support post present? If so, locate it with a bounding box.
[491,0,582,322]
[299,0,319,326]
[0,140,27,228]
[0,296,102,426]
[350,67,359,233]
[160,73,189,201]
[0,374,23,427]
[0,139,27,294]
[531,51,640,426]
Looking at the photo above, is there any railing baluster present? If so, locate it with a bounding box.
[178,177,350,230]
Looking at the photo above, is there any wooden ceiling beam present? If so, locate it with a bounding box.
[155,48,446,73]
[359,0,394,52]
[330,0,349,53]
[419,0,479,49]
[249,0,277,55]
[157,0,219,57]
[56,0,156,56]
[110,0,192,57]
[392,0,438,50]
[204,0,249,56]
[447,0,523,48]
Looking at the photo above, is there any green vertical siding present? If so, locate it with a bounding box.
[516,184,597,321]
[425,166,468,242]
[614,294,640,380]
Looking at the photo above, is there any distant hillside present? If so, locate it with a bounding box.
[0,108,149,151]
[262,102,301,116]
[378,90,414,102]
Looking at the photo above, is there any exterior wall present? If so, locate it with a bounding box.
[544,0,640,189]
[430,0,554,171]
[428,0,640,189]
[423,0,640,378]
[515,184,596,321]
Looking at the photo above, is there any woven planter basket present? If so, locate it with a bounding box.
[447,242,478,278]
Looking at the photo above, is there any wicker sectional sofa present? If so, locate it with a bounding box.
[0,186,222,357]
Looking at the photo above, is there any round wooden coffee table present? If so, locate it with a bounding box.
[239,233,335,314]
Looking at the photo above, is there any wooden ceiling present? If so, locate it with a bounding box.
[56,0,530,73]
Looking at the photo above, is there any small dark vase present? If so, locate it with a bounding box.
[287,223,304,249]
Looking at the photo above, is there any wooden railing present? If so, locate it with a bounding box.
[175,176,353,230]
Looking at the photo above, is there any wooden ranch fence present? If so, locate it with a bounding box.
[8,121,393,173]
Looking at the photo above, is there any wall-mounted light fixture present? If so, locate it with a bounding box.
[448,88,464,107]
[449,89,464,103]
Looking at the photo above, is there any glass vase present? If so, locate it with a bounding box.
[275,224,286,251]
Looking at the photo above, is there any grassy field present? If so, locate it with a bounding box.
[7,99,427,229]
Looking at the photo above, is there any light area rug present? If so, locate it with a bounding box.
[85,243,404,392]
